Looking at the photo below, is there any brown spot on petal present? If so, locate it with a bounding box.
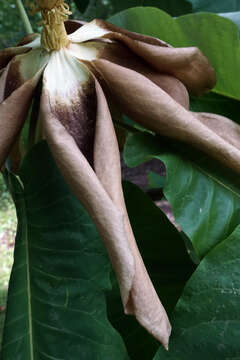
[0,47,29,71]
[3,57,24,100]
[52,79,97,166]
[65,20,86,35]
[17,33,39,46]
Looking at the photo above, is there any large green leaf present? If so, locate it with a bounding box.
[1,142,129,360]
[154,225,240,359]
[123,132,240,259]
[219,11,240,32]
[109,7,240,100]
[107,181,196,360]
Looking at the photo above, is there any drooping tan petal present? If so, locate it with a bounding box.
[93,59,240,173]
[0,48,49,101]
[92,19,169,47]
[40,86,135,324]
[41,74,171,348]
[0,34,40,71]
[119,43,216,96]
[68,19,168,46]
[96,41,189,108]
[94,80,171,348]
[0,70,42,169]
[69,19,216,96]
[193,112,240,151]
[43,48,97,164]
[0,47,48,169]
[0,47,29,72]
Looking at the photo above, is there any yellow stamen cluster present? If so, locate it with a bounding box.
[32,0,72,52]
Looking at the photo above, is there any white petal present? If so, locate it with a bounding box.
[68,20,109,43]
[44,49,90,106]
[43,49,96,163]
[67,42,104,61]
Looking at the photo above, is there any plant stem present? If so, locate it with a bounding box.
[16,0,33,34]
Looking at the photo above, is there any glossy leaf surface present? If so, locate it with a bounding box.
[154,226,240,359]
[123,132,240,259]
[1,142,129,360]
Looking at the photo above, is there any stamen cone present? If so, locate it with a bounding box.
[37,0,71,51]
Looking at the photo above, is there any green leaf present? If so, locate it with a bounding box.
[188,0,240,13]
[123,133,240,258]
[109,7,240,100]
[154,225,240,359]
[110,0,192,17]
[107,181,196,360]
[1,141,129,360]
[218,12,240,32]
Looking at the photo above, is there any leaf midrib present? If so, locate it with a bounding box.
[21,192,34,359]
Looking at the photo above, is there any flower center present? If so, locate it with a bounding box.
[37,0,72,52]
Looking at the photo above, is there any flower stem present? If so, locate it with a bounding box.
[16,0,33,34]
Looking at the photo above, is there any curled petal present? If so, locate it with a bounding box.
[93,59,240,173]
[0,47,29,72]
[0,34,40,72]
[0,47,47,168]
[108,39,216,96]
[92,19,169,47]
[40,87,135,327]
[41,67,171,347]
[43,49,97,164]
[69,19,168,46]
[94,80,171,347]
[193,112,240,151]
[97,41,189,108]
[0,71,42,169]
[0,48,49,101]
[70,19,216,96]
[94,20,216,95]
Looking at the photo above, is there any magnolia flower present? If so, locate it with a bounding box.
[1,0,240,350]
